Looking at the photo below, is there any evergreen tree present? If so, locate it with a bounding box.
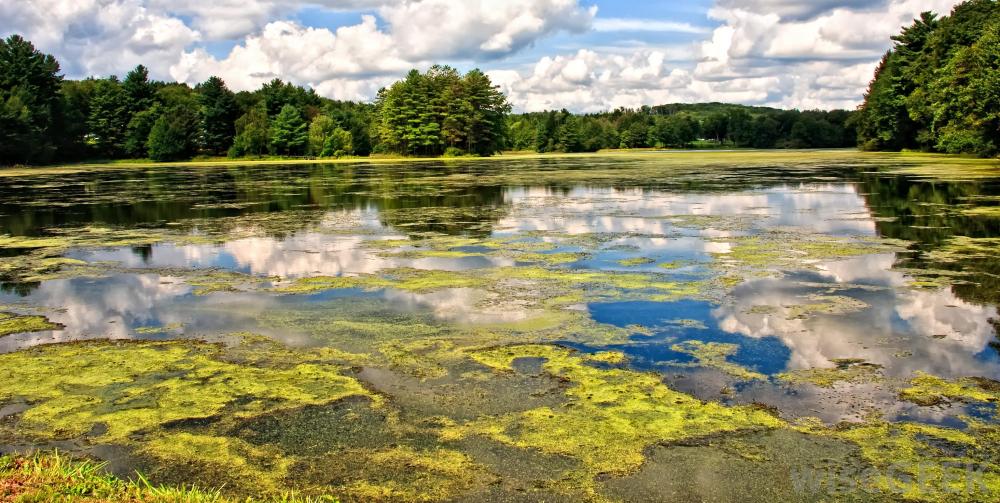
[269,104,308,155]
[87,77,130,157]
[122,65,155,116]
[196,76,239,155]
[0,34,63,164]
[857,0,1000,155]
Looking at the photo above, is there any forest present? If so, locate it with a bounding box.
[856,0,1000,156]
[0,34,863,166]
[4,0,999,166]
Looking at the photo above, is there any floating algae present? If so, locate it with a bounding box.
[0,311,62,337]
[0,338,376,442]
[785,295,871,320]
[797,417,1000,502]
[777,359,883,388]
[899,372,1000,406]
[442,345,784,494]
[617,257,656,267]
[670,340,767,381]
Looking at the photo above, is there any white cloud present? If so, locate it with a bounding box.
[0,0,972,110]
[0,0,199,79]
[170,16,407,97]
[169,0,596,94]
[593,18,709,34]
[380,0,595,60]
[493,0,965,111]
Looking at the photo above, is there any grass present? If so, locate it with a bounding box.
[0,451,337,502]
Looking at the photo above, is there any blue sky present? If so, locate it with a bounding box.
[0,0,964,111]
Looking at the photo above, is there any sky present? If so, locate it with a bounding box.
[0,0,966,112]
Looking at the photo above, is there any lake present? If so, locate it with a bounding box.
[1,151,999,501]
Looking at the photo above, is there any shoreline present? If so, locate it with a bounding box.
[0,149,995,178]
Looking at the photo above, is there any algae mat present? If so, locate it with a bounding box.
[0,151,999,501]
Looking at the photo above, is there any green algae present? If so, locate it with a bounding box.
[134,322,184,335]
[670,341,767,381]
[657,260,691,270]
[185,270,276,295]
[617,257,656,267]
[961,206,1000,218]
[796,418,1000,502]
[777,359,883,388]
[715,233,908,273]
[0,339,375,442]
[141,433,295,494]
[0,311,62,337]
[785,295,871,320]
[899,372,1000,406]
[275,268,487,295]
[442,344,784,494]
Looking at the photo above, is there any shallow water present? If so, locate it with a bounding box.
[1,152,999,500]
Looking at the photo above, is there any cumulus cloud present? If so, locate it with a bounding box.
[0,0,971,110]
[494,0,964,111]
[169,0,596,93]
[0,0,199,79]
[170,16,406,98]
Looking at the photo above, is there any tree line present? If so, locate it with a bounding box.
[1,34,381,165]
[22,14,1000,166]
[856,0,1000,156]
[507,104,856,153]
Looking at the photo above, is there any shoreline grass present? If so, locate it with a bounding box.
[1,149,995,178]
[0,451,335,502]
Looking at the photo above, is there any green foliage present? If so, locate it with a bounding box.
[270,104,309,155]
[374,65,510,156]
[308,114,352,157]
[857,0,1000,156]
[513,103,854,153]
[147,105,199,161]
[87,77,130,157]
[229,104,270,158]
[197,76,239,155]
[122,64,155,116]
[0,34,63,164]
[124,104,161,158]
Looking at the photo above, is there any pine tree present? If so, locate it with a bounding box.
[88,77,130,157]
[269,104,308,155]
[0,34,63,164]
[196,76,239,155]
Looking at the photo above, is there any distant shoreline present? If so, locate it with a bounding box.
[0,149,994,178]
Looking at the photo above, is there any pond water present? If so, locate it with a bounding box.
[1,152,999,501]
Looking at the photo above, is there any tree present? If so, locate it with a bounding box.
[229,104,270,157]
[147,105,199,161]
[122,65,155,116]
[0,34,63,164]
[857,0,1000,155]
[87,77,130,157]
[124,105,161,157]
[270,104,308,155]
[307,115,353,157]
[702,112,729,143]
[374,66,510,156]
[197,76,239,155]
